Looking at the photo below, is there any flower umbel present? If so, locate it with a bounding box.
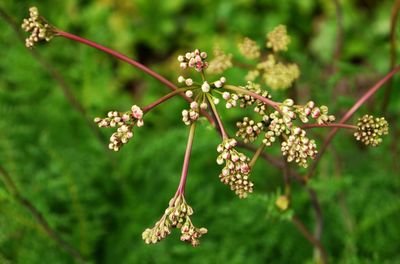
[216,138,253,198]
[266,25,291,52]
[94,105,144,151]
[354,115,389,147]
[22,7,56,48]
[142,194,207,247]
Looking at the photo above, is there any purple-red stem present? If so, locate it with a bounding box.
[301,123,357,130]
[306,66,400,180]
[224,85,280,112]
[177,123,196,194]
[55,30,215,126]
[142,89,185,113]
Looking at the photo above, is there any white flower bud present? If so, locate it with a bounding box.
[178,76,185,83]
[185,90,193,97]
[201,82,210,93]
[185,78,193,86]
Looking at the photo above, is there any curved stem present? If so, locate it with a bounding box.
[177,123,196,194]
[142,88,187,113]
[249,144,265,167]
[55,30,215,126]
[306,66,400,180]
[292,216,328,264]
[0,165,86,263]
[206,94,229,139]
[224,85,280,111]
[301,123,357,130]
[382,0,400,112]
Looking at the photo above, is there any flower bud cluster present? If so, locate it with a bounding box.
[236,117,264,143]
[177,76,194,87]
[354,115,389,147]
[142,194,207,247]
[22,7,55,48]
[207,46,233,74]
[294,101,335,124]
[216,138,253,198]
[237,82,272,118]
[281,127,317,168]
[182,102,200,125]
[238,37,261,59]
[222,92,239,109]
[178,49,208,72]
[266,25,291,52]
[263,62,300,90]
[259,99,327,167]
[94,105,144,151]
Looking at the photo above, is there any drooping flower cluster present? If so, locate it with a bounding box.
[266,25,291,52]
[21,7,55,48]
[216,138,253,198]
[354,115,389,147]
[207,46,233,74]
[94,105,144,151]
[142,194,207,247]
[238,37,261,59]
[178,49,208,72]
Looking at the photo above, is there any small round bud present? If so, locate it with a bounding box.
[201,82,210,93]
[185,90,193,98]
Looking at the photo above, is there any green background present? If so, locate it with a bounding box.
[0,0,399,263]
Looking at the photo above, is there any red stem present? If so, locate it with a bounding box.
[301,123,357,130]
[306,66,400,180]
[177,123,196,194]
[55,30,215,126]
[142,89,184,113]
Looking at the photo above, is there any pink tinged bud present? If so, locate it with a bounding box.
[304,108,311,116]
[122,114,130,121]
[185,90,193,97]
[222,92,230,100]
[214,80,222,88]
[222,151,230,160]
[241,164,250,173]
[307,101,315,108]
[195,55,202,62]
[200,51,207,58]
[188,59,195,67]
[220,77,226,83]
[127,131,133,138]
[222,168,230,176]
[231,153,239,162]
[226,103,232,109]
[190,101,198,109]
[311,108,321,118]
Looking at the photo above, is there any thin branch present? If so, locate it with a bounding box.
[332,0,344,71]
[206,94,228,139]
[142,88,186,113]
[292,216,328,264]
[0,8,105,147]
[301,123,357,130]
[0,165,86,263]
[306,66,400,180]
[382,0,400,113]
[177,123,196,194]
[55,30,215,126]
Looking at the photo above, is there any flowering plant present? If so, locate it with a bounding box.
[20,6,396,261]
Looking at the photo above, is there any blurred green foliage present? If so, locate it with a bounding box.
[1,0,400,263]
